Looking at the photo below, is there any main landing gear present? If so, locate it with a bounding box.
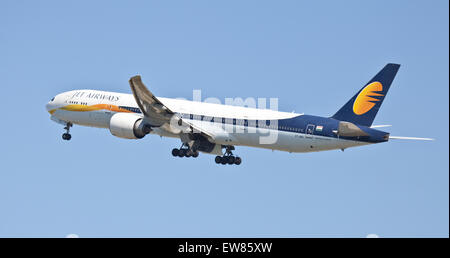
[215,146,242,165]
[62,122,72,141]
[170,142,241,165]
[171,143,199,158]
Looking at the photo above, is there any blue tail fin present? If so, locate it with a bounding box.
[331,63,400,127]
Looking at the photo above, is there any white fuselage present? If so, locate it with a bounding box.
[46,90,370,154]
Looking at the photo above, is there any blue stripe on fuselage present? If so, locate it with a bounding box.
[278,115,388,143]
[119,105,387,143]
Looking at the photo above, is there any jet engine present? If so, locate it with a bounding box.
[109,113,152,139]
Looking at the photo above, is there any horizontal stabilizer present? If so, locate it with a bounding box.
[370,125,392,128]
[389,136,434,141]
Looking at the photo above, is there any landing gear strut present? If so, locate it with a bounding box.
[171,143,199,158]
[215,146,241,165]
[62,122,72,141]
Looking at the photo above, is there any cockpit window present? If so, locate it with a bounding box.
[51,97,55,101]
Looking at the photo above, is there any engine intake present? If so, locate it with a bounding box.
[109,113,151,139]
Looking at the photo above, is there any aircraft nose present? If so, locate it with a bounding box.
[46,98,56,114]
[46,102,52,113]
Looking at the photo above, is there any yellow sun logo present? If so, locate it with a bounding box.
[353,82,384,115]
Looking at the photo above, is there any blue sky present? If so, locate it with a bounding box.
[0,0,448,237]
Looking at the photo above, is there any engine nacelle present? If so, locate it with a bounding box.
[109,113,151,139]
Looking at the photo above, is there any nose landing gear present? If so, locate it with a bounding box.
[62,123,72,141]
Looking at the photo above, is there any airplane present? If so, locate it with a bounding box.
[46,63,433,165]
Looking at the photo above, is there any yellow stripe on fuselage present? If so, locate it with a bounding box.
[49,104,133,115]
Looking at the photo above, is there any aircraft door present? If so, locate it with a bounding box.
[306,124,315,136]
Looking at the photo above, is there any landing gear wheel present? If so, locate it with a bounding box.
[227,156,235,165]
[220,157,228,165]
[172,148,179,157]
[214,145,242,165]
[172,142,197,158]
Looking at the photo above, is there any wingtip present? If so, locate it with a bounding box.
[129,76,143,88]
[130,75,142,82]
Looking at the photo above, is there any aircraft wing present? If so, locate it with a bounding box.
[128,75,215,139]
[129,75,174,124]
